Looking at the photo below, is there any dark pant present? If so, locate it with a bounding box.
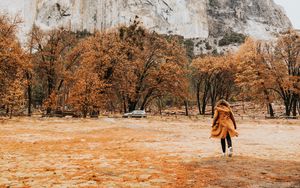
[221,133,232,153]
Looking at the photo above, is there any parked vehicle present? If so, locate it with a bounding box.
[123,110,147,118]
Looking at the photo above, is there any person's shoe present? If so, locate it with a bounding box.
[228,147,233,157]
[222,152,226,157]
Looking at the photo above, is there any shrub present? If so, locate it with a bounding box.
[209,0,218,7]
[205,41,212,50]
[219,32,246,46]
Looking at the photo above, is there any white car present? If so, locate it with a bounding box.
[123,110,147,118]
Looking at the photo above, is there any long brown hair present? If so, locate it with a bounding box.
[215,99,231,108]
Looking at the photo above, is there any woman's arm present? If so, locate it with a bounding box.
[230,111,237,129]
[212,110,219,127]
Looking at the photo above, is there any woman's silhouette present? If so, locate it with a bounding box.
[211,99,239,157]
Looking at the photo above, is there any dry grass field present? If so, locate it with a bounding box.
[0,117,300,187]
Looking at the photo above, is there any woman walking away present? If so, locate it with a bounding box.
[211,99,239,157]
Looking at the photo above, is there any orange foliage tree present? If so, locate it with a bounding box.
[2,76,25,118]
[191,55,236,115]
[71,21,189,113]
[0,15,27,117]
[67,62,106,118]
[273,30,300,116]
[113,23,189,112]
[235,38,276,116]
[235,32,300,117]
[28,26,78,113]
[4,13,298,118]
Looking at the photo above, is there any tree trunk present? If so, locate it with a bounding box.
[82,95,88,118]
[122,95,127,113]
[201,100,207,115]
[57,80,64,92]
[46,107,51,115]
[128,101,137,112]
[201,82,210,115]
[184,100,189,116]
[285,107,290,116]
[140,99,147,110]
[9,107,13,119]
[196,83,201,115]
[83,108,87,118]
[211,100,215,118]
[210,88,217,118]
[109,101,115,113]
[263,89,272,117]
[241,97,246,113]
[268,103,274,117]
[211,93,217,118]
[284,101,291,116]
[25,71,32,116]
[140,89,154,111]
[27,83,32,116]
[292,98,297,116]
[159,99,162,116]
[297,99,300,115]
[6,106,9,115]
[48,77,53,97]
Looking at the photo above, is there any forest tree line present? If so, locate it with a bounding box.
[0,15,299,118]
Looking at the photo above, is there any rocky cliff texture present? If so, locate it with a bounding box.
[207,0,291,39]
[0,0,292,41]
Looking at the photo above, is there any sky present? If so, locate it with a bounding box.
[274,0,300,29]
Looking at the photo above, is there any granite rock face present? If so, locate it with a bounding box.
[0,0,292,41]
[206,0,291,39]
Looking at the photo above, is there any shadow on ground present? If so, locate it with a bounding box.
[173,156,300,188]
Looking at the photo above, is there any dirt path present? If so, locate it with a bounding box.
[0,117,299,187]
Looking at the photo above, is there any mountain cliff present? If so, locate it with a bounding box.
[0,0,292,41]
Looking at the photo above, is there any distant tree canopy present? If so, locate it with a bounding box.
[23,20,189,116]
[0,14,299,118]
[218,32,246,46]
[192,32,299,117]
[67,21,189,113]
[0,15,28,118]
[191,54,236,116]
[235,32,299,116]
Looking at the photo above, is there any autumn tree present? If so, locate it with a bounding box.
[72,21,189,113]
[191,55,236,115]
[67,62,106,118]
[273,30,300,116]
[24,34,34,116]
[67,30,124,112]
[2,76,25,118]
[209,55,236,116]
[114,22,189,112]
[0,15,27,116]
[235,38,276,117]
[29,26,78,113]
[235,33,300,117]
[191,56,214,115]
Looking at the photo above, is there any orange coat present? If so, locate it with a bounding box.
[210,105,239,139]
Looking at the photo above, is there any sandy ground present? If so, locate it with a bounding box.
[0,117,299,187]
